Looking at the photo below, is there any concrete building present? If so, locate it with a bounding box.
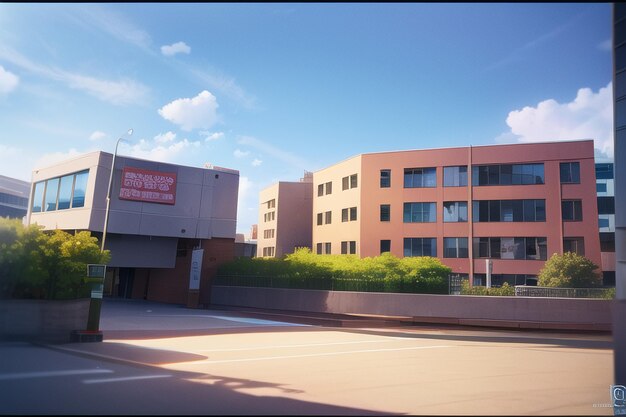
[0,174,30,221]
[596,162,616,286]
[312,140,601,286]
[257,172,313,258]
[27,151,239,306]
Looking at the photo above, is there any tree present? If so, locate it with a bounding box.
[538,252,601,288]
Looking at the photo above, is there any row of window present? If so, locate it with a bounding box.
[316,236,583,258]
[316,211,332,225]
[262,247,275,257]
[0,192,28,208]
[31,170,89,213]
[263,211,275,222]
[317,174,359,197]
[265,199,276,209]
[263,229,275,239]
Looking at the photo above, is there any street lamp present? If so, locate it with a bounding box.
[101,129,133,252]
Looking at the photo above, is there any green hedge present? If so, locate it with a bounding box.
[459,281,515,296]
[216,248,452,294]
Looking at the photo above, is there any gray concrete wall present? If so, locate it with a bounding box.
[0,299,90,343]
[210,286,612,330]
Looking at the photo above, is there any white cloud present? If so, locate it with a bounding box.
[201,131,224,142]
[0,65,19,94]
[234,149,250,158]
[237,135,309,169]
[498,82,613,157]
[187,66,257,110]
[154,131,176,144]
[89,131,107,141]
[0,46,149,105]
[158,90,219,131]
[161,41,191,56]
[252,158,263,167]
[120,135,201,163]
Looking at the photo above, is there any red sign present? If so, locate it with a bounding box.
[119,167,177,205]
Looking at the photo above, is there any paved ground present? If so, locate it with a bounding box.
[32,299,618,415]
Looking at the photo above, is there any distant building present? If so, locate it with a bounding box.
[27,151,239,306]
[0,174,30,221]
[596,162,615,286]
[257,171,313,257]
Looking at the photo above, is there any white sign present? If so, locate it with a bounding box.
[189,249,204,291]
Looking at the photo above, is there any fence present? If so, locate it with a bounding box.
[514,286,612,298]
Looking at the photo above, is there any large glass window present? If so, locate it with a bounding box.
[31,182,45,213]
[72,170,89,208]
[43,178,59,212]
[563,238,585,256]
[472,199,545,222]
[380,204,390,221]
[473,237,546,260]
[57,175,74,210]
[443,237,468,258]
[443,201,467,222]
[598,196,615,215]
[443,166,467,187]
[595,163,614,180]
[403,238,436,257]
[472,164,544,186]
[403,202,436,223]
[560,162,580,184]
[404,168,436,188]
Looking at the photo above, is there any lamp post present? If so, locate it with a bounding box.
[101,129,133,252]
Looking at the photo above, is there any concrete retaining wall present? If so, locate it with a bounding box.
[0,299,91,343]
[210,286,612,331]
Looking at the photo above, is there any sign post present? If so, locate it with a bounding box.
[71,264,106,342]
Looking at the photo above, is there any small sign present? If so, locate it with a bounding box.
[87,264,106,278]
[189,249,203,290]
[119,166,177,205]
[613,385,626,415]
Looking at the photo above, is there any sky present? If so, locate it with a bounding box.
[0,3,613,236]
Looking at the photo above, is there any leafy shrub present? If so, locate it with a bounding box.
[460,281,515,296]
[217,248,451,294]
[538,252,602,288]
[0,217,110,300]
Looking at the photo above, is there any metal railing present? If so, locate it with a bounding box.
[514,286,612,298]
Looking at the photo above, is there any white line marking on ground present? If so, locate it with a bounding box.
[83,374,172,384]
[0,369,113,381]
[190,345,453,365]
[196,338,412,352]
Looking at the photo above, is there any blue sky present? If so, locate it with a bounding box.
[0,3,613,235]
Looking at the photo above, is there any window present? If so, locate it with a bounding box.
[341,241,356,254]
[325,182,332,195]
[443,201,467,222]
[264,211,275,222]
[262,247,275,257]
[316,243,322,254]
[404,168,436,188]
[600,232,615,252]
[380,170,391,188]
[318,184,324,196]
[443,166,467,187]
[342,174,358,190]
[472,199,545,222]
[342,207,357,222]
[562,200,583,221]
[325,242,332,254]
[380,204,390,221]
[317,213,323,226]
[595,163,614,180]
[325,211,332,224]
[596,183,608,193]
[380,240,391,254]
[263,229,275,239]
[473,274,537,287]
[57,175,74,210]
[472,164,544,186]
[31,181,45,213]
[563,238,585,256]
[266,199,276,209]
[403,202,436,223]
[443,237,468,258]
[403,238,436,257]
[473,237,546,260]
[598,196,615,215]
[72,171,88,208]
[599,218,610,228]
[560,162,580,184]
[43,178,60,212]
[316,242,332,254]
[318,182,332,196]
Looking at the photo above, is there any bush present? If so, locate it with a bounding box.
[460,281,515,296]
[0,217,110,300]
[217,248,452,294]
[538,252,602,288]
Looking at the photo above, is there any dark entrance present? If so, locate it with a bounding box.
[117,267,135,299]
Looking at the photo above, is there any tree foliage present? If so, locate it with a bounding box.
[538,252,601,288]
[0,217,110,300]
